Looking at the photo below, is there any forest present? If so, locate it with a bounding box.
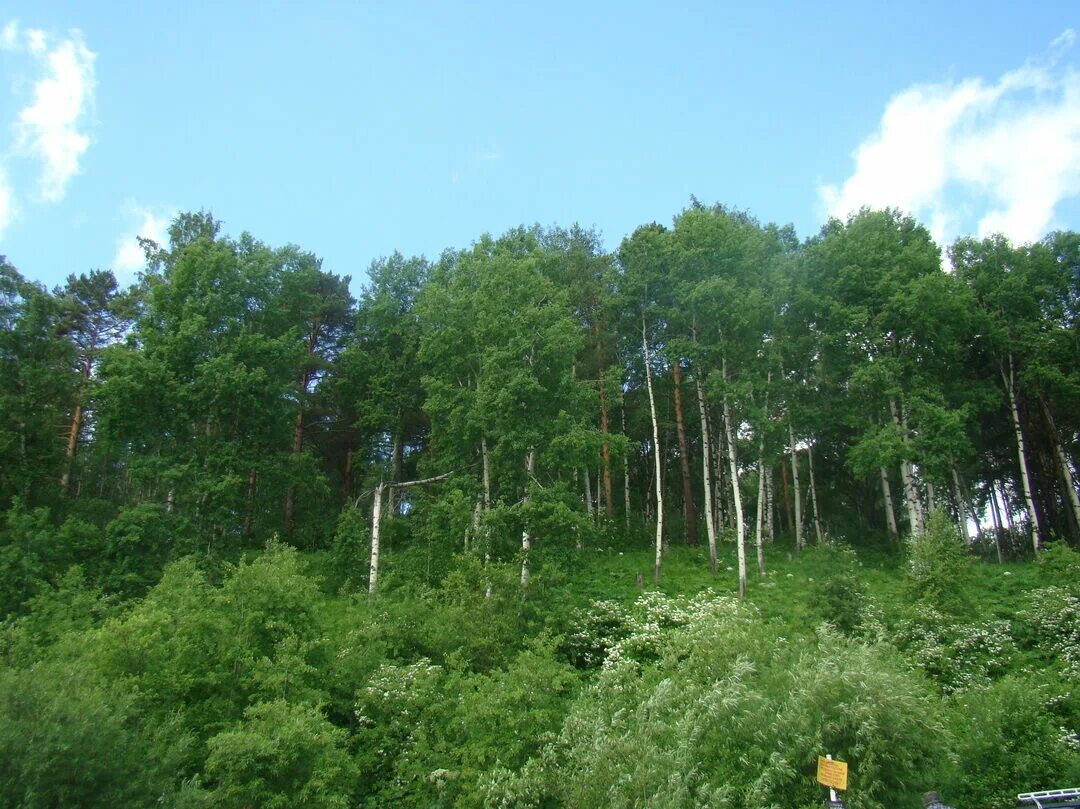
[1,203,1078,808]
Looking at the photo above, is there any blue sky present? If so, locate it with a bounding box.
[1,2,1077,293]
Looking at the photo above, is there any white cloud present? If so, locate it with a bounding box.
[820,30,1080,246]
[112,204,175,281]
[25,28,46,56]
[0,21,19,50]
[13,28,97,202]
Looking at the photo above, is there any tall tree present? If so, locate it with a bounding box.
[56,270,129,494]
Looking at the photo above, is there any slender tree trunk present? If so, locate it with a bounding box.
[481,436,492,508]
[587,466,596,518]
[902,401,927,532]
[808,442,823,543]
[596,467,603,516]
[721,355,746,598]
[60,356,94,493]
[780,455,793,534]
[789,422,803,550]
[696,379,718,573]
[369,481,386,596]
[643,319,664,583]
[672,360,699,546]
[481,435,492,589]
[711,409,723,530]
[880,466,899,539]
[521,449,535,591]
[755,432,767,576]
[622,404,631,532]
[951,466,971,547]
[1001,354,1041,550]
[1043,399,1080,535]
[60,403,83,492]
[597,341,614,517]
[891,397,923,535]
[926,481,937,515]
[368,469,456,596]
[989,482,1005,563]
[765,466,775,543]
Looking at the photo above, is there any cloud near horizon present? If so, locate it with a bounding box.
[112,204,175,281]
[0,21,96,237]
[820,30,1080,247]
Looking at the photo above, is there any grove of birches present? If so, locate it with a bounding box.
[2,202,1079,808]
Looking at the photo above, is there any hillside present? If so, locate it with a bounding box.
[1,516,1077,809]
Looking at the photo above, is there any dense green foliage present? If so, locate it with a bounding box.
[1,203,1079,806]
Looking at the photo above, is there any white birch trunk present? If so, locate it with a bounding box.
[755,435,766,576]
[622,404,632,532]
[521,449,535,591]
[880,466,898,539]
[721,356,746,598]
[765,466,775,542]
[1001,354,1041,550]
[808,442,823,544]
[643,320,664,583]
[1043,400,1080,534]
[696,379,718,573]
[482,435,492,595]
[481,436,491,508]
[713,413,725,530]
[369,481,386,596]
[891,397,923,535]
[789,422,803,550]
[901,402,926,533]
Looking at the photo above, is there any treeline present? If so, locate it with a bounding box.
[1,204,1078,605]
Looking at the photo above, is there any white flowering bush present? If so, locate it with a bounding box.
[893,604,1015,693]
[1018,585,1080,679]
[560,590,745,670]
[486,594,946,809]
[352,659,444,798]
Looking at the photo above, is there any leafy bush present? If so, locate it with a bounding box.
[807,543,885,638]
[486,592,947,809]
[0,660,194,808]
[942,675,1080,809]
[1017,585,1080,679]
[905,510,972,615]
[203,700,358,809]
[893,604,1015,693]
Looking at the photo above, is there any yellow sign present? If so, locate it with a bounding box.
[817,756,848,791]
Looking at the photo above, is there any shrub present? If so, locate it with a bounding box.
[905,510,972,615]
[893,604,1015,693]
[485,593,947,809]
[1018,585,1080,679]
[203,700,358,809]
[942,675,1080,809]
